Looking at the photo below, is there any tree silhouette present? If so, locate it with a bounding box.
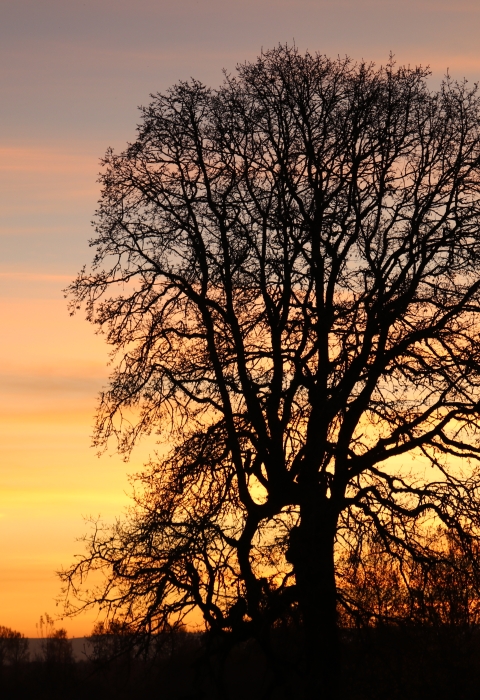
[37,614,73,666]
[63,46,480,698]
[0,626,29,666]
[338,527,480,629]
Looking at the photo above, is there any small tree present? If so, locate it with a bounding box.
[87,620,135,664]
[63,46,480,698]
[0,626,29,666]
[37,614,73,666]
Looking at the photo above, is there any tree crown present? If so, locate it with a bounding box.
[65,45,480,639]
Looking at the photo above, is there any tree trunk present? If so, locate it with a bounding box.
[288,503,339,700]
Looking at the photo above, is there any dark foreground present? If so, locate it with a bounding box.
[1,627,479,699]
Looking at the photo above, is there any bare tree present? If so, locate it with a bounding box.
[338,527,480,629]
[0,626,29,666]
[37,614,73,666]
[62,46,480,698]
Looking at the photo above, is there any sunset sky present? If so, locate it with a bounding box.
[2,0,480,637]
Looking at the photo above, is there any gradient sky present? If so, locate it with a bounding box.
[2,0,480,637]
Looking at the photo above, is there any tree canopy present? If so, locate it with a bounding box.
[63,46,480,698]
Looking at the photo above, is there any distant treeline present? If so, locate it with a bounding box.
[0,620,208,700]
[2,623,480,700]
[3,534,480,700]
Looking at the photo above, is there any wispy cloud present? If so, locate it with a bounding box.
[0,272,73,282]
[0,146,99,174]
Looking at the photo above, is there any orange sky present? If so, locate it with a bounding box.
[2,0,480,637]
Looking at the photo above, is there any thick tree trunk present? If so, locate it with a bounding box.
[288,503,339,699]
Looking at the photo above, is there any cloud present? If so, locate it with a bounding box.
[0,372,104,396]
[0,272,72,281]
[0,146,99,174]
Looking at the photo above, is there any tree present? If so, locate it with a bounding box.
[0,626,29,666]
[87,620,135,665]
[62,45,480,698]
[37,614,73,666]
[338,527,480,629]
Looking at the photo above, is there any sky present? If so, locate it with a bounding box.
[2,0,480,638]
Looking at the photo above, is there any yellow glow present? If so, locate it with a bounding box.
[0,293,158,637]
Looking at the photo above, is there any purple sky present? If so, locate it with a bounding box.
[3,0,480,273]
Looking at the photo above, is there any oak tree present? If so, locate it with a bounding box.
[63,46,480,698]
